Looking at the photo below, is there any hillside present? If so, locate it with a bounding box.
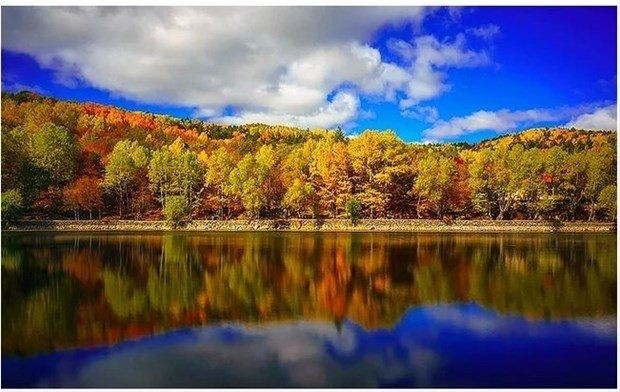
[475,127,616,152]
[1,91,616,223]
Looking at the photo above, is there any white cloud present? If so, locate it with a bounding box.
[212,90,360,129]
[390,34,491,108]
[402,105,439,123]
[565,104,617,131]
[2,7,489,130]
[423,103,617,141]
[467,24,501,41]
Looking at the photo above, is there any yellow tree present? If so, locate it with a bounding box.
[280,141,316,217]
[347,130,409,218]
[200,146,235,219]
[311,137,351,217]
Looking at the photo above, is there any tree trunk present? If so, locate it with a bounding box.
[416,195,422,219]
[588,202,596,221]
[119,190,123,218]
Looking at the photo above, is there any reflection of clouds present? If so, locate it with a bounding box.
[413,303,617,340]
[423,304,503,335]
[19,304,616,388]
[572,318,617,340]
[36,320,439,387]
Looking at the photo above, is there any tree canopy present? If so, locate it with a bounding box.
[1,92,616,222]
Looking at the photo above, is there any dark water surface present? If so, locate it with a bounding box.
[2,232,616,387]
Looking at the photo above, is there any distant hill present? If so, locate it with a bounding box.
[474,127,616,152]
[2,91,614,150]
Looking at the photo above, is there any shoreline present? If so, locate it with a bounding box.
[3,219,616,233]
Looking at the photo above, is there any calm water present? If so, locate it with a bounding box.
[1,232,616,387]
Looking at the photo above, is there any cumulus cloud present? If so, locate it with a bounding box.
[423,103,617,141]
[213,90,360,129]
[2,6,489,129]
[565,104,617,131]
[391,34,490,109]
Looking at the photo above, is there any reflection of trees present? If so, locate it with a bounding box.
[2,232,616,356]
[103,270,147,319]
[2,273,79,355]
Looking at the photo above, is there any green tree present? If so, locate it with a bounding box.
[102,140,150,218]
[597,185,616,221]
[149,138,204,214]
[163,196,189,228]
[1,189,23,224]
[345,198,362,225]
[584,145,616,220]
[29,123,79,186]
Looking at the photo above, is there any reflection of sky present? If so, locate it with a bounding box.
[3,304,616,388]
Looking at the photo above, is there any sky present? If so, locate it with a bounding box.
[1,6,617,143]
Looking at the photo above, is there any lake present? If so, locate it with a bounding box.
[1,231,616,387]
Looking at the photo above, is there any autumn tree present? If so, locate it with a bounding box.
[102,140,150,218]
[311,138,351,217]
[467,146,523,220]
[1,189,23,224]
[228,145,278,219]
[597,185,617,221]
[583,145,616,220]
[413,151,455,218]
[280,142,317,218]
[148,138,204,213]
[62,176,103,219]
[200,147,235,219]
[282,178,315,218]
[29,123,79,187]
[348,131,409,218]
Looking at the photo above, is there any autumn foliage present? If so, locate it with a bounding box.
[1,91,616,222]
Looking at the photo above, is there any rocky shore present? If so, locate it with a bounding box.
[3,219,616,232]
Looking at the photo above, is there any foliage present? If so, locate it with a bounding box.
[2,189,24,223]
[1,92,616,222]
[102,140,150,218]
[28,123,79,187]
[149,138,204,212]
[598,185,617,221]
[413,152,455,218]
[62,176,103,219]
[345,198,362,224]
[163,196,189,228]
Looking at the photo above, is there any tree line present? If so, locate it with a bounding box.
[1,91,617,224]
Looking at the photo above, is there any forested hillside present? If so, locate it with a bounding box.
[1,91,617,223]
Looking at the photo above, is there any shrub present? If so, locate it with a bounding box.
[2,189,24,224]
[163,196,188,228]
[345,198,362,225]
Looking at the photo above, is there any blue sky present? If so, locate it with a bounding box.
[2,6,617,142]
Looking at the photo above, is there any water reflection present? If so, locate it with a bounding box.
[2,232,616,357]
[3,304,616,387]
